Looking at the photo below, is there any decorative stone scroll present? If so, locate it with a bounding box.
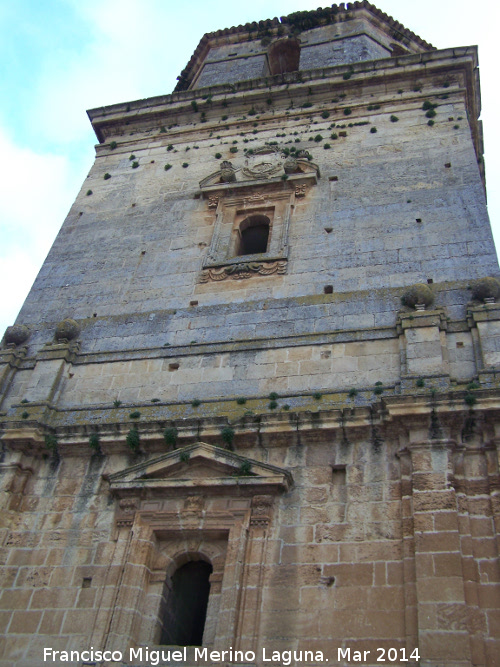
[200,260,287,282]
[250,495,273,527]
[116,497,139,527]
[243,193,265,206]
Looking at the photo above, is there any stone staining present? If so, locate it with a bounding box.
[1,4,499,667]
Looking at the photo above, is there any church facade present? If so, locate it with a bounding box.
[1,3,499,666]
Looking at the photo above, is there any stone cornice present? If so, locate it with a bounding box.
[88,47,478,146]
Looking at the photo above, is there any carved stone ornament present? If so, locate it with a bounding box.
[4,324,30,347]
[208,195,219,209]
[241,147,283,180]
[200,260,287,282]
[116,497,139,527]
[199,145,319,189]
[283,156,298,174]
[184,495,204,512]
[402,283,434,310]
[220,161,236,183]
[471,276,500,303]
[54,318,80,342]
[243,193,265,206]
[250,494,273,527]
[295,184,307,197]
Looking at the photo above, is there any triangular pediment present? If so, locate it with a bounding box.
[106,441,292,496]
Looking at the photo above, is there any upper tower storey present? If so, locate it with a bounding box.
[175,1,434,91]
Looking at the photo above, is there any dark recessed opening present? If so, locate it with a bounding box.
[238,215,270,256]
[267,37,301,76]
[416,218,422,223]
[456,341,464,348]
[445,162,451,168]
[427,278,433,284]
[324,285,333,294]
[160,560,212,647]
[82,577,92,589]
[329,176,338,182]
[190,300,198,307]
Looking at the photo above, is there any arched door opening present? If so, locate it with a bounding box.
[160,560,213,646]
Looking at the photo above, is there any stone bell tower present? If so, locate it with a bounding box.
[1,3,499,666]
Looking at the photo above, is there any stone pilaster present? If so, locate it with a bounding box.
[401,427,471,667]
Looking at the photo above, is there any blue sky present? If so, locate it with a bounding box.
[1,0,499,336]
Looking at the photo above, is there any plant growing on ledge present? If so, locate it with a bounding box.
[129,411,141,419]
[180,451,190,463]
[238,460,252,476]
[221,426,235,450]
[109,141,117,149]
[373,382,384,395]
[164,427,178,448]
[416,378,425,388]
[465,393,477,407]
[45,434,58,455]
[467,382,480,390]
[348,388,358,398]
[86,189,93,196]
[131,161,139,169]
[313,392,323,400]
[191,399,201,407]
[113,399,122,408]
[103,173,111,180]
[89,433,100,452]
[236,397,247,405]
[126,427,140,452]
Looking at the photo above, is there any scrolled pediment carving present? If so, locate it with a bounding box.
[199,145,319,190]
[200,260,287,282]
